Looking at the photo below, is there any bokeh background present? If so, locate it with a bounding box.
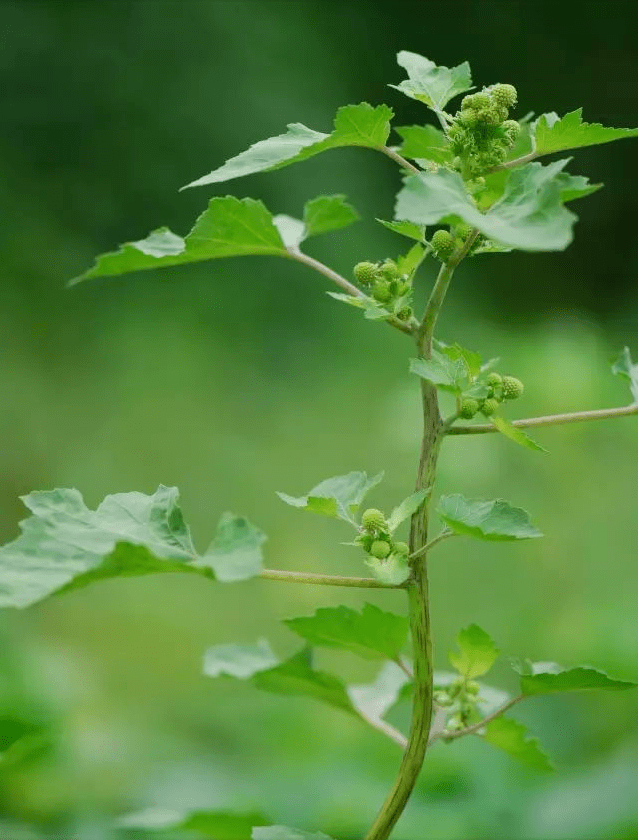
[1,1,638,838]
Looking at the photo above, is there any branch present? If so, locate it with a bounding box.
[408,529,454,560]
[447,403,638,435]
[485,151,538,173]
[429,695,525,745]
[259,568,406,589]
[379,146,420,174]
[288,249,414,336]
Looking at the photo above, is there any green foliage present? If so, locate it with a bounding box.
[436,494,543,541]
[512,660,638,695]
[253,827,336,840]
[390,51,473,112]
[490,415,548,453]
[612,346,638,404]
[276,471,383,523]
[202,513,267,582]
[533,108,638,156]
[386,488,431,533]
[394,124,451,164]
[482,717,553,772]
[449,624,499,678]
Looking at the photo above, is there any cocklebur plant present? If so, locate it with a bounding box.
[2,52,638,840]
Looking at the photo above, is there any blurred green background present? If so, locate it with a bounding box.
[1,1,637,838]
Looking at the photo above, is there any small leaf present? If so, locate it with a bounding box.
[511,660,638,696]
[203,639,279,679]
[277,471,383,523]
[449,624,499,678]
[119,808,270,838]
[396,243,426,277]
[390,52,473,111]
[482,717,553,772]
[437,494,543,541]
[410,350,469,394]
[365,553,410,585]
[72,197,287,284]
[435,340,482,380]
[302,194,359,238]
[198,513,266,582]
[386,488,431,533]
[554,171,602,202]
[251,648,357,715]
[284,603,408,661]
[377,218,426,243]
[491,415,548,454]
[533,108,638,156]
[326,291,391,322]
[183,103,393,189]
[253,827,335,840]
[395,124,451,164]
[611,346,638,404]
[348,661,411,725]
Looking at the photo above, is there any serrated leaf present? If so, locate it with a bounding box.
[396,242,426,277]
[377,218,426,242]
[277,471,383,523]
[251,648,357,715]
[365,553,410,585]
[611,346,638,404]
[386,488,431,533]
[72,197,287,284]
[284,603,408,661]
[302,194,359,238]
[395,160,578,252]
[202,639,279,679]
[437,494,543,541]
[348,661,411,725]
[482,717,553,772]
[326,291,391,321]
[554,171,602,202]
[119,808,270,838]
[435,340,482,380]
[410,350,469,394]
[395,124,451,164]
[511,660,638,695]
[390,52,473,111]
[198,513,266,582]
[183,103,393,189]
[253,827,335,840]
[491,415,548,453]
[533,109,638,156]
[449,624,499,678]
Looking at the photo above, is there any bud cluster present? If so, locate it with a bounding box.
[356,508,409,563]
[460,372,524,419]
[353,260,413,321]
[434,677,482,733]
[448,83,520,177]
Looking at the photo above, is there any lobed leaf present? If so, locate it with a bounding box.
[202,639,279,679]
[449,624,499,678]
[390,51,473,111]
[437,493,543,541]
[183,103,393,189]
[409,350,469,394]
[511,660,638,695]
[386,488,431,533]
[277,471,383,523]
[394,124,451,164]
[377,218,426,242]
[611,346,638,404]
[253,827,336,840]
[198,513,266,582]
[533,109,638,156]
[284,603,408,661]
[482,717,553,772]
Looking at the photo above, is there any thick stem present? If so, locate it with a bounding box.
[364,380,443,840]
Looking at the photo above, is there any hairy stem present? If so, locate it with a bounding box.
[259,569,405,589]
[447,403,638,435]
[379,146,420,174]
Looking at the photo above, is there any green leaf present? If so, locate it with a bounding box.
[348,661,411,725]
[435,340,482,380]
[273,214,307,250]
[251,648,357,715]
[482,717,553,772]
[182,103,393,189]
[326,291,392,322]
[365,553,410,586]
[202,639,279,678]
[395,124,451,164]
[395,160,579,252]
[377,218,426,242]
[396,243,426,277]
[72,197,287,284]
[284,603,408,660]
[302,194,359,238]
[491,415,548,454]
[410,350,469,394]
[277,471,383,523]
[449,624,499,678]
[437,494,543,541]
[533,109,638,156]
[554,171,602,202]
[198,513,266,582]
[119,808,270,838]
[253,827,335,840]
[390,52,473,111]
[611,346,638,404]
[386,488,431,533]
[511,660,638,696]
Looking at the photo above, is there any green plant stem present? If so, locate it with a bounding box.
[287,249,414,336]
[409,529,454,560]
[379,146,420,174]
[429,695,524,745]
[486,151,538,173]
[259,568,405,589]
[446,403,638,435]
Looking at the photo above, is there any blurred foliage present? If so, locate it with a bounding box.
[1,1,637,838]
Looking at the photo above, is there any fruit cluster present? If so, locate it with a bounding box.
[460,372,524,419]
[353,260,413,321]
[355,508,409,561]
[448,83,520,177]
[434,677,481,732]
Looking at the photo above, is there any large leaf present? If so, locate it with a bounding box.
[198,513,266,582]
[119,808,270,838]
[202,640,278,679]
[482,717,553,772]
[348,661,411,726]
[512,660,637,696]
[437,494,543,541]
[490,415,548,454]
[284,603,408,660]
[253,827,335,840]
[611,346,638,404]
[0,487,264,609]
[395,124,451,164]
[533,109,638,156]
[390,52,473,111]
[449,624,499,678]
[386,488,431,533]
[277,471,383,523]
[395,160,579,252]
[183,103,393,189]
[72,197,287,284]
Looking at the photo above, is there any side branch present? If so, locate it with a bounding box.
[447,403,638,435]
[429,695,524,745]
[379,146,420,174]
[259,568,406,589]
[288,249,414,336]
[485,151,538,173]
